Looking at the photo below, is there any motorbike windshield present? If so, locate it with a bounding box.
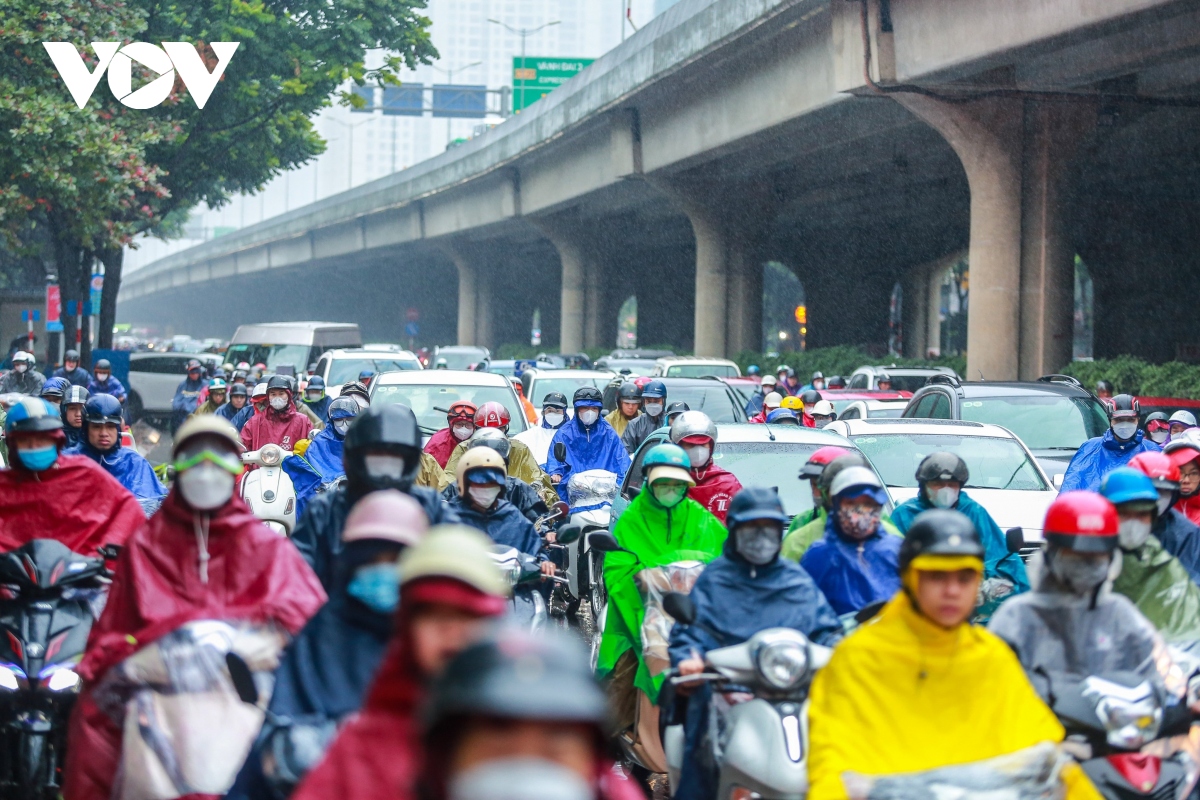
[567,469,619,512]
[92,619,290,800]
[636,560,708,676]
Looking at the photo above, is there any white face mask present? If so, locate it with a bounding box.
[683,444,711,468]
[452,423,474,441]
[1112,421,1138,441]
[177,463,235,511]
[333,420,351,437]
[1150,430,1170,445]
[928,486,959,509]
[95,372,109,382]
[365,454,407,480]
[14,364,26,374]
[578,409,599,426]
[269,396,288,411]
[644,402,663,417]
[1118,518,1152,550]
[468,485,503,509]
[1050,549,1112,595]
[543,411,565,428]
[449,758,593,800]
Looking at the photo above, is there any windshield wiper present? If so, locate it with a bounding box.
[418,425,439,436]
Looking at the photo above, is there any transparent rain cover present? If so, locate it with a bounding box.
[637,560,707,676]
[567,469,619,512]
[94,619,290,800]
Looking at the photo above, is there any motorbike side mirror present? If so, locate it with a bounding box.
[557,524,582,546]
[550,500,570,519]
[663,592,696,626]
[98,544,123,561]
[225,652,259,706]
[624,484,640,500]
[1005,527,1025,555]
[553,442,567,462]
[587,532,623,553]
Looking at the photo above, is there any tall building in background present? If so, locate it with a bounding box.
[126,0,656,271]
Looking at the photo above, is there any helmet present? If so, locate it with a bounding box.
[1099,467,1159,507]
[94,358,111,371]
[875,371,892,385]
[5,397,63,435]
[617,382,642,401]
[1128,451,1181,490]
[211,368,227,380]
[760,375,778,388]
[765,408,798,424]
[1164,438,1200,469]
[670,410,716,446]
[799,445,851,480]
[641,380,667,400]
[447,400,478,422]
[818,452,869,494]
[344,404,422,492]
[1107,394,1139,419]
[725,487,788,529]
[468,427,512,463]
[40,377,69,400]
[229,383,250,398]
[328,396,360,422]
[665,401,690,420]
[829,465,888,504]
[1044,491,1119,553]
[208,378,228,393]
[642,443,694,486]
[307,375,326,392]
[83,394,123,426]
[746,365,760,376]
[474,401,510,429]
[236,361,251,371]
[232,370,248,383]
[358,369,375,380]
[780,396,804,411]
[1095,379,1114,394]
[251,382,268,400]
[63,385,89,407]
[799,389,822,405]
[573,386,603,406]
[1170,410,1197,427]
[172,414,242,457]
[64,349,80,362]
[915,452,969,485]
[898,509,985,574]
[811,400,835,417]
[12,351,34,366]
[343,490,429,547]
[341,380,371,403]
[763,392,783,409]
[435,357,448,367]
[266,374,292,394]
[542,392,568,410]
[400,525,511,598]
[811,371,824,380]
[456,446,508,495]
[186,359,202,372]
[828,376,847,389]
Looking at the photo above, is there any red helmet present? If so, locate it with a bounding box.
[799,446,851,480]
[1043,491,1119,553]
[447,401,478,423]
[1129,451,1181,489]
[1164,439,1200,470]
[474,402,511,429]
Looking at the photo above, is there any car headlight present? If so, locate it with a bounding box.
[260,445,283,467]
[755,638,808,691]
[42,667,80,693]
[1084,676,1162,750]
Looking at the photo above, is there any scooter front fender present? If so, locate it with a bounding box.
[717,698,808,799]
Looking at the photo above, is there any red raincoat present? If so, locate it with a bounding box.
[64,491,326,800]
[688,463,743,523]
[0,454,144,555]
[1179,493,1200,528]
[423,427,462,469]
[240,402,312,452]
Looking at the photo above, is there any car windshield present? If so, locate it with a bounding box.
[661,385,747,423]
[225,344,310,372]
[888,374,937,393]
[371,383,527,435]
[665,364,738,378]
[868,406,907,418]
[958,395,1109,450]
[601,359,658,376]
[529,376,609,407]
[851,433,1048,491]
[329,357,419,384]
[436,349,487,370]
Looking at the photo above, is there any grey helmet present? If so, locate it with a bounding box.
[669,410,717,444]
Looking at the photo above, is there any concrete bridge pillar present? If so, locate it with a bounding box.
[685,207,729,358]
[727,238,764,356]
[897,95,1092,379]
[532,220,588,353]
[901,263,928,359]
[442,244,478,346]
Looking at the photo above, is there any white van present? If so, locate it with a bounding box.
[226,322,362,374]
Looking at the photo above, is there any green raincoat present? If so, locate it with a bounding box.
[595,491,727,701]
[780,507,902,562]
[1112,535,1200,643]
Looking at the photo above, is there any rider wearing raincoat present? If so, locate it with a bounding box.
[546,386,631,504]
[284,397,360,521]
[1128,451,1200,584]
[782,451,902,561]
[423,401,476,469]
[443,402,557,505]
[65,393,166,508]
[670,411,743,523]
[1060,394,1159,493]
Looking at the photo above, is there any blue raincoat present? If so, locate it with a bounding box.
[544,415,631,504]
[215,401,244,423]
[52,365,91,387]
[232,403,255,432]
[304,395,332,424]
[64,441,166,503]
[226,539,394,800]
[449,496,545,561]
[282,428,346,520]
[667,539,843,800]
[1154,508,1200,586]
[171,376,206,427]
[86,375,125,402]
[1059,429,1161,493]
[800,511,902,615]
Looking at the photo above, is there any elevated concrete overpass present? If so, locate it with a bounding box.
[120,0,1200,378]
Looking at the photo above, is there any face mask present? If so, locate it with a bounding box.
[1157,490,1175,516]
[813,381,824,391]
[452,423,474,441]
[347,562,400,614]
[306,391,323,403]
[652,483,688,509]
[735,525,781,565]
[813,417,832,429]
[928,486,959,509]
[95,372,109,382]
[17,445,57,471]
[1150,430,1169,445]
[1112,421,1138,441]
[1050,550,1112,595]
[448,758,594,800]
[269,396,289,411]
[468,485,503,509]
[837,504,881,540]
[1118,518,1152,550]
[644,402,663,417]
[365,454,407,481]
[578,409,599,426]
[177,462,235,510]
[333,420,351,437]
[683,444,711,469]
[543,411,565,428]
[14,364,27,374]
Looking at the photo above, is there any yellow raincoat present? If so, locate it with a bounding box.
[605,407,635,438]
[442,438,557,506]
[417,452,447,490]
[808,591,1101,800]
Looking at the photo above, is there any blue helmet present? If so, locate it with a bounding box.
[40,376,70,400]
[1100,467,1159,506]
[746,365,760,376]
[726,487,788,529]
[307,375,326,392]
[641,380,667,400]
[83,394,124,426]
[328,396,359,422]
[766,408,798,424]
[5,397,63,435]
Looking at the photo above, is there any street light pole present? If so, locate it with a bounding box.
[488,18,559,112]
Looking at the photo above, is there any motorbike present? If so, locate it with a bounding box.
[1044,670,1198,800]
[660,591,831,800]
[486,521,579,634]
[240,443,297,535]
[0,540,112,800]
[552,442,619,621]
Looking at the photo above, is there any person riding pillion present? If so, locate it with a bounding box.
[1127,451,1200,584]
[442,401,557,506]
[669,410,742,523]
[60,384,89,449]
[1060,393,1159,492]
[546,386,631,504]
[423,400,477,469]
[606,381,642,439]
[621,380,668,454]
[303,375,332,423]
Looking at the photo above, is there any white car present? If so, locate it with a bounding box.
[651,356,740,379]
[823,417,1057,547]
[127,352,224,422]
[313,348,423,398]
[835,399,910,421]
[521,369,615,408]
[368,369,528,442]
[847,365,959,393]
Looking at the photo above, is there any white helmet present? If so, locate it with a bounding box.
[1169,410,1197,427]
[829,465,885,499]
[12,351,34,366]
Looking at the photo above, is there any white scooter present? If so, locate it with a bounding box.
[240,444,296,535]
[662,592,832,799]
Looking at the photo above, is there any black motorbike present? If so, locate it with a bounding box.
[0,540,110,799]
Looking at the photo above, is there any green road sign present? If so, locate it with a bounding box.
[512,57,594,112]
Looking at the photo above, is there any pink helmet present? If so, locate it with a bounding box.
[343,490,429,546]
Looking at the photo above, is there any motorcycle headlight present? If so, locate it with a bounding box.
[260,445,283,467]
[42,667,80,693]
[1084,676,1162,750]
[0,663,23,691]
[755,639,808,691]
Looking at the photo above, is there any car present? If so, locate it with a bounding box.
[312,348,423,398]
[519,369,616,410]
[651,356,741,379]
[631,377,749,424]
[226,322,362,373]
[902,374,1110,486]
[593,349,675,377]
[127,351,224,422]
[836,398,910,420]
[431,345,490,370]
[848,365,959,393]
[535,352,594,370]
[485,359,559,377]
[819,389,912,416]
[823,417,1058,547]
[368,369,528,440]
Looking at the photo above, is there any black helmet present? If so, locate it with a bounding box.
[725,487,789,530]
[800,389,822,405]
[828,376,846,389]
[64,349,80,362]
[94,358,112,371]
[915,452,969,485]
[63,385,89,407]
[344,404,421,493]
[83,394,123,426]
[341,380,370,403]
[617,382,642,401]
[1145,411,1169,424]
[898,509,984,574]
[229,383,249,398]
[666,401,690,420]
[573,386,603,406]
[266,374,292,394]
[1108,393,1139,419]
[1096,379,1114,394]
[541,391,568,410]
